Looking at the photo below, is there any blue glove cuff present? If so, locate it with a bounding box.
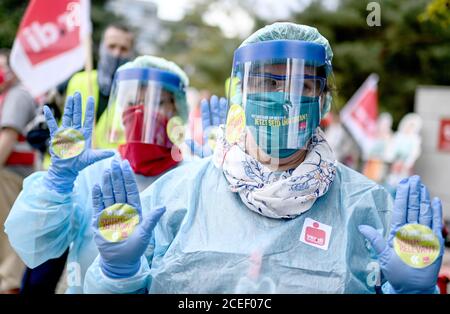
[100,257,142,279]
[44,165,78,194]
[382,281,440,294]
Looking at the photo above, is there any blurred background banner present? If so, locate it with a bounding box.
[438,119,450,152]
[340,73,379,158]
[415,86,450,220]
[9,0,91,96]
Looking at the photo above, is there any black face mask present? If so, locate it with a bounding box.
[97,45,130,96]
[27,128,50,154]
[26,103,61,154]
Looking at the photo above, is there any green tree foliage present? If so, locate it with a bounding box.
[419,0,450,27]
[292,0,450,126]
[156,1,241,97]
[0,0,27,48]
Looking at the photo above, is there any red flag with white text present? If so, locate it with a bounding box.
[340,73,379,157]
[10,0,91,96]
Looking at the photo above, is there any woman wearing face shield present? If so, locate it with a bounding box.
[84,23,444,294]
[4,56,193,293]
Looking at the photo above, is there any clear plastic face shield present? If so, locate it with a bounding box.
[105,67,187,148]
[226,40,327,160]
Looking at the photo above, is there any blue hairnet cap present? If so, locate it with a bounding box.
[241,22,333,117]
[117,55,189,120]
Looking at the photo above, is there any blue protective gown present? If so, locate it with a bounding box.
[84,157,393,293]
[4,153,171,293]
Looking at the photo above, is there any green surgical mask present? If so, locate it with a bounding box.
[277,148,299,158]
[245,92,320,158]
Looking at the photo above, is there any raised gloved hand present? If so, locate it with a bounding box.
[359,175,444,294]
[186,95,227,158]
[43,92,115,194]
[92,158,166,279]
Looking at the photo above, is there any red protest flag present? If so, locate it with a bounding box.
[340,73,379,157]
[10,0,91,96]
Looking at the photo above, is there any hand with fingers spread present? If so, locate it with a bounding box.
[186,95,227,158]
[359,175,444,293]
[92,158,166,279]
[43,92,115,194]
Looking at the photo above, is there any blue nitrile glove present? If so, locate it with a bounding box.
[92,158,166,279]
[359,175,444,294]
[186,95,227,158]
[44,92,114,193]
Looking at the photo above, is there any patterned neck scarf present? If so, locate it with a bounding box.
[214,127,337,219]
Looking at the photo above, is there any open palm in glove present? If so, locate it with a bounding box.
[44,92,114,193]
[359,175,444,294]
[92,158,165,278]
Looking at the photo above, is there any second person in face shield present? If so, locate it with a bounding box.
[97,56,191,182]
[4,56,192,293]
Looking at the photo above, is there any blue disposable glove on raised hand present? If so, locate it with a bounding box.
[92,158,166,279]
[44,92,115,194]
[359,175,444,294]
[186,95,227,158]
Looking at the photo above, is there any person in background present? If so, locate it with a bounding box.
[385,113,423,188]
[0,48,37,294]
[65,22,135,148]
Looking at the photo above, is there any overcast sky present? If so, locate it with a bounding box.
[144,0,339,38]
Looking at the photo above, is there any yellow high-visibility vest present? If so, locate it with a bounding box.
[66,70,117,149]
